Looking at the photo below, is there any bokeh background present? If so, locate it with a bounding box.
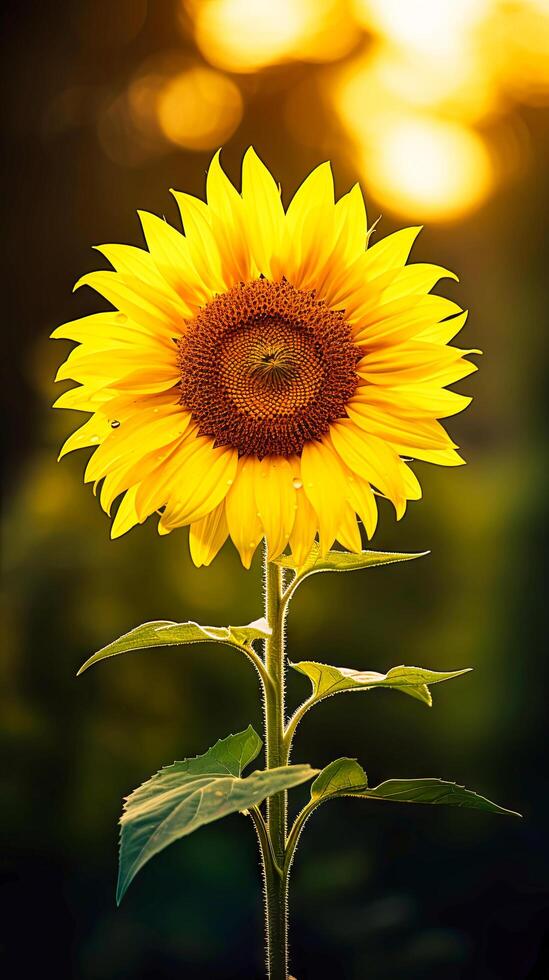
[3,1,549,977]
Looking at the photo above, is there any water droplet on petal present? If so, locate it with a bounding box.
[110,420,120,429]
[226,478,234,487]
[292,478,303,490]
[89,435,100,444]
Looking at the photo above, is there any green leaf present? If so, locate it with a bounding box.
[311,758,368,801]
[351,778,521,817]
[77,616,271,674]
[276,542,428,579]
[291,661,471,708]
[309,763,520,816]
[117,726,317,903]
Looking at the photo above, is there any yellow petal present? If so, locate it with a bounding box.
[344,468,378,539]
[53,384,110,412]
[346,402,457,451]
[55,344,178,386]
[352,384,472,420]
[354,296,463,346]
[399,461,422,500]
[333,183,368,264]
[417,310,469,344]
[74,271,182,340]
[396,446,466,467]
[189,502,229,567]
[84,409,191,483]
[336,505,362,552]
[241,147,285,276]
[138,210,208,307]
[226,456,264,569]
[206,150,251,286]
[330,420,407,517]
[363,226,422,276]
[301,439,347,554]
[286,161,334,231]
[170,190,226,294]
[94,243,178,295]
[254,456,296,560]
[288,457,318,566]
[111,486,140,539]
[276,162,336,287]
[357,342,478,386]
[51,311,159,347]
[58,414,112,460]
[160,439,238,528]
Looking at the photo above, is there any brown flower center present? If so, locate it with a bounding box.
[177,278,360,457]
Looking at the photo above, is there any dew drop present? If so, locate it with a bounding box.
[292,478,303,490]
[226,478,234,487]
[89,435,100,444]
[110,420,120,429]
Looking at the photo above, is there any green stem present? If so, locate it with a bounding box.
[262,548,289,980]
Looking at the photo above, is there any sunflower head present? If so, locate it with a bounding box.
[53,148,478,568]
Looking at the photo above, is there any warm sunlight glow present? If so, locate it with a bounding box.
[353,0,493,57]
[332,44,501,134]
[497,0,549,105]
[156,67,242,150]
[359,115,493,222]
[193,0,312,72]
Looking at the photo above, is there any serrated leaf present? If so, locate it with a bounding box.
[78,616,271,674]
[311,758,368,801]
[276,542,428,579]
[350,778,521,817]
[291,661,470,708]
[117,726,317,903]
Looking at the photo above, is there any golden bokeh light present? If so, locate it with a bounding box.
[332,43,502,137]
[190,0,358,73]
[156,66,243,150]
[353,0,492,58]
[357,114,493,222]
[192,0,312,72]
[495,0,549,105]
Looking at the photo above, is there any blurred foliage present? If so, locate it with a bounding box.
[2,0,549,977]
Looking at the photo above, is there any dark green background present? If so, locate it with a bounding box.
[2,2,548,977]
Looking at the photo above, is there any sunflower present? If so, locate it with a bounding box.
[53,148,477,568]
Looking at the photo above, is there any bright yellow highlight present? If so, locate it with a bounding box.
[156,67,242,151]
[360,115,493,222]
[191,0,355,72]
[353,0,492,58]
[53,150,477,568]
[194,0,311,71]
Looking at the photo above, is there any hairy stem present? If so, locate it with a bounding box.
[262,550,289,980]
